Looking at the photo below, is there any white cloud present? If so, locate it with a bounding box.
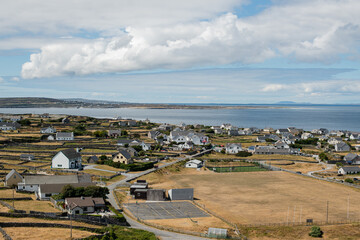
[20,0,360,78]
[11,77,20,82]
[261,84,287,92]
[0,77,3,83]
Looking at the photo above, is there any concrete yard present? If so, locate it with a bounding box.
[124,201,209,220]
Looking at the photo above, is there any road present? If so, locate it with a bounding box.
[106,149,212,240]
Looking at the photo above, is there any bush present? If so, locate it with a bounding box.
[345,178,354,183]
[319,152,328,161]
[296,138,319,145]
[93,130,108,138]
[235,151,252,157]
[309,226,323,238]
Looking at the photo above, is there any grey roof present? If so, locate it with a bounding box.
[60,148,81,159]
[114,149,131,160]
[341,166,360,172]
[5,169,23,181]
[117,139,132,144]
[66,197,105,209]
[108,129,121,134]
[39,182,95,194]
[22,174,91,185]
[344,153,359,161]
[20,154,35,158]
[56,132,73,138]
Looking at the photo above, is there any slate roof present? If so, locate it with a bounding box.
[22,174,91,185]
[66,197,105,209]
[56,132,73,138]
[60,148,81,159]
[39,182,95,194]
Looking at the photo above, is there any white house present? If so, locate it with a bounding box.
[185,159,203,168]
[328,137,343,145]
[0,122,19,131]
[65,197,106,214]
[141,142,151,151]
[36,182,95,200]
[56,132,74,141]
[225,143,242,154]
[335,142,350,152]
[40,126,56,134]
[52,148,82,169]
[301,132,313,140]
[169,130,209,145]
[338,166,360,175]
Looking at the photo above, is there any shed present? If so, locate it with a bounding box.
[130,182,148,195]
[134,189,148,200]
[147,189,165,201]
[168,188,193,200]
[5,169,23,187]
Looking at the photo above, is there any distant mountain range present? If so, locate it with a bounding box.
[0,97,357,109]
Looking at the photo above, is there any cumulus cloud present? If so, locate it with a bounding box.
[19,0,360,78]
[11,77,20,82]
[0,77,3,83]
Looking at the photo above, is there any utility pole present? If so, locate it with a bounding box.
[70,213,73,239]
[286,206,289,224]
[347,195,350,220]
[326,201,329,223]
[299,206,302,224]
[293,206,296,223]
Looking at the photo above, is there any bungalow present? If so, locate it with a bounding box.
[263,127,274,133]
[335,142,350,152]
[328,137,343,145]
[112,149,133,164]
[274,140,290,149]
[20,154,35,161]
[214,128,225,135]
[169,130,209,145]
[18,174,91,192]
[158,124,173,131]
[350,133,360,141]
[185,159,203,168]
[108,129,122,138]
[40,126,56,134]
[5,169,23,187]
[254,146,291,155]
[225,143,242,154]
[276,129,289,135]
[116,139,132,146]
[52,148,82,169]
[178,141,194,150]
[65,196,106,214]
[338,166,360,175]
[228,130,240,136]
[36,182,95,200]
[0,122,19,131]
[56,132,74,141]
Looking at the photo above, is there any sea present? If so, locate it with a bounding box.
[0,105,359,132]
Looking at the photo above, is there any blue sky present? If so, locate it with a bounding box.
[0,0,360,104]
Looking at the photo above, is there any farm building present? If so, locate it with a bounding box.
[40,126,56,134]
[147,189,165,201]
[338,166,360,175]
[5,169,23,187]
[52,148,82,169]
[168,188,194,200]
[108,129,121,138]
[185,159,203,168]
[134,189,148,199]
[86,155,98,164]
[130,181,149,195]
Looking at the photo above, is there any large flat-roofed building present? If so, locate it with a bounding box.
[168,188,194,201]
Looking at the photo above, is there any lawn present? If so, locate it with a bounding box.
[140,170,360,225]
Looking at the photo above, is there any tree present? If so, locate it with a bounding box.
[345,178,354,184]
[235,151,252,157]
[121,130,128,136]
[93,130,108,138]
[309,226,323,238]
[319,152,328,161]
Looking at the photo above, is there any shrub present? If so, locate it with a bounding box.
[235,151,253,157]
[345,178,354,183]
[309,226,323,238]
[319,152,328,161]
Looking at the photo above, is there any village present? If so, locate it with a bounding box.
[0,113,360,239]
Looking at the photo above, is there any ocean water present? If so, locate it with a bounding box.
[0,105,359,132]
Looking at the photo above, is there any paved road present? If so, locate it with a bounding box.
[106,149,212,240]
[83,164,118,173]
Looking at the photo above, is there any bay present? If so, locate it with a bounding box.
[0,105,359,132]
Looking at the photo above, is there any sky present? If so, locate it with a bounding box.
[0,0,360,104]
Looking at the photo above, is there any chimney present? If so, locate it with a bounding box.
[81,196,84,200]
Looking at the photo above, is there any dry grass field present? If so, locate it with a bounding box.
[199,152,316,162]
[266,162,326,174]
[0,189,33,199]
[5,200,60,213]
[4,227,96,240]
[82,169,115,176]
[139,170,360,225]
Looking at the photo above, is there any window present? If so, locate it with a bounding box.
[13,175,16,179]
[58,164,62,167]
